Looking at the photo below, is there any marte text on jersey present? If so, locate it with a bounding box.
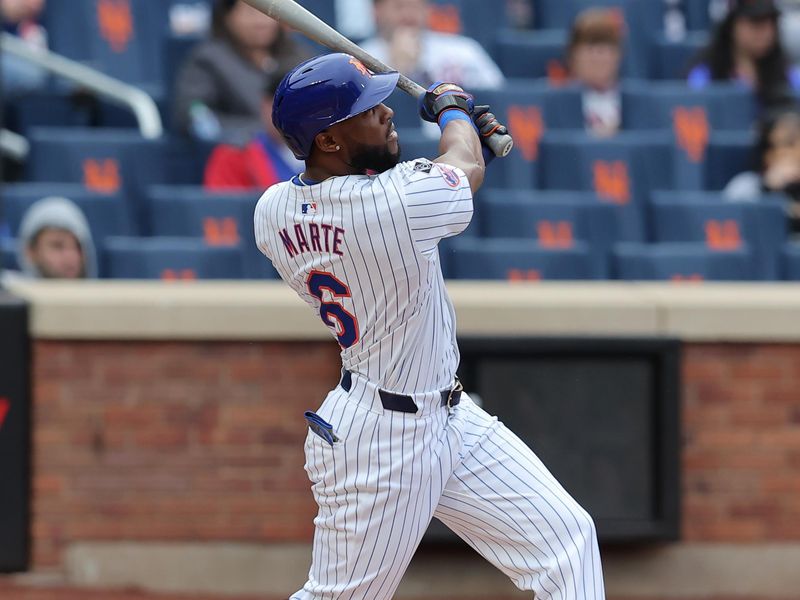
[278,223,346,258]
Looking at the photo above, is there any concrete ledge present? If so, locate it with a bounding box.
[5,280,800,342]
[61,542,800,598]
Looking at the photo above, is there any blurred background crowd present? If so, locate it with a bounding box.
[1,0,800,283]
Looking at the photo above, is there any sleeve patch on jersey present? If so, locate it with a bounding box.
[412,159,434,174]
[437,163,461,188]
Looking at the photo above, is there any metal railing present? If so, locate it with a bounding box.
[0,32,163,142]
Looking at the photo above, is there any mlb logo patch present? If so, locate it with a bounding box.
[302,202,317,215]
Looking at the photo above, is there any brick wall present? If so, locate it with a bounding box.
[29,341,800,568]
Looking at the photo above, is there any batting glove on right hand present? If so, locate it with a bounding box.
[419,82,475,124]
[472,104,508,140]
[472,104,509,164]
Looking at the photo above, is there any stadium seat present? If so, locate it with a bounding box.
[704,131,756,190]
[622,82,756,189]
[24,128,195,233]
[649,192,787,280]
[45,0,167,90]
[104,236,245,280]
[446,238,601,280]
[479,190,618,276]
[683,0,715,32]
[1,237,18,272]
[650,32,708,80]
[614,242,756,281]
[540,131,673,241]
[428,0,509,49]
[479,82,583,189]
[782,242,800,280]
[146,186,279,279]
[493,29,569,80]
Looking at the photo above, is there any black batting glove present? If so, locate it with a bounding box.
[419,82,475,124]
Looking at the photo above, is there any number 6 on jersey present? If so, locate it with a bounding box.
[306,270,360,349]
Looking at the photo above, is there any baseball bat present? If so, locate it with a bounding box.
[241,0,514,158]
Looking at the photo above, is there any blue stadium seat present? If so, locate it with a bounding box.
[540,131,673,241]
[684,0,714,32]
[649,192,787,280]
[479,190,617,276]
[146,185,278,279]
[623,82,756,189]
[104,236,244,279]
[478,82,583,189]
[532,0,664,77]
[493,29,569,80]
[447,238,601,280]
[782,243,800,280]
[429,0,509,49]
[45,0,167,89]
[650,32,708,80]
[397,130,441,162]
[704,131,756,190]
[614,242,756,281]
[1,238,18,272]
[24,128,185,233]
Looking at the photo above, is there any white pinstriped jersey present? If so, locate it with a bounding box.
[254,159,472,394]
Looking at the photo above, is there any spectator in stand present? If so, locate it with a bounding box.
[172,0,311,145]
[360,0,504,89]
[1,0,48,99]
[0,197,97,285]
[689,0,800,110]
[203,71,303,191]
[724,105,800,235]
[566,8,624,138]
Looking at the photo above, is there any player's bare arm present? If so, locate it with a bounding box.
[436,119,485,194]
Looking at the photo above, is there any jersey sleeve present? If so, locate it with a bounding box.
[394,159,474,256]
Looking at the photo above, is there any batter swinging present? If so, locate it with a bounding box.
[255,52,605,600]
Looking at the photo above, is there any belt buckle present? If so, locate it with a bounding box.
[446,378,463,410]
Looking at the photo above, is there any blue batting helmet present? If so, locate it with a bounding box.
[272,53,400,160]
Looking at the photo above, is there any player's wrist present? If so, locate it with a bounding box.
[438,108,477,133]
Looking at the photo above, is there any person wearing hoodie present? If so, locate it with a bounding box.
[1,196,97,284]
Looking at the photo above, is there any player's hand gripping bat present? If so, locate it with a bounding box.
[241,0,514,158]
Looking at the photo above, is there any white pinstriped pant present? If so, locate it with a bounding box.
[291,374,605,599]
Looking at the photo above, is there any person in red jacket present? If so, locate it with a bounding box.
[203,71,303,190]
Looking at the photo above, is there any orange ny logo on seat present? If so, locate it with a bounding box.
[98,0,133,53]
[671,273,704,282]
[83,158,121,192]
[508,106,544,162]
[547,60,569,86]
[162,269,197,281]
[203,217,239,246]
[536,220,574,248]
[428,4,461,33]
[705,219,742,250]
[507,268,541,282]
[673,106,709,163]
[0,397,9,431]
[593,160,630,204]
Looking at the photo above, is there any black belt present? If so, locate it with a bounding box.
[339,370,462,414]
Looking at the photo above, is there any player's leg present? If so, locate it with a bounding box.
[433,396,605,600]
[291,386,454,600]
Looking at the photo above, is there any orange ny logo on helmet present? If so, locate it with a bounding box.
[349,58,371,78]
[97,0,133,53]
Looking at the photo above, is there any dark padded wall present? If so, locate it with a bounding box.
[0,293,30,571]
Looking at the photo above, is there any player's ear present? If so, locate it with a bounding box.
[314,131,342,154]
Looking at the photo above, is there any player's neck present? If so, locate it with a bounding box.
[303,159,363,182]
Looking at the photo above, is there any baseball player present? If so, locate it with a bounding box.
[255,53,605,600]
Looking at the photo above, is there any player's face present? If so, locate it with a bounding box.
[337,103,401,173]
[26,227,85,279]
